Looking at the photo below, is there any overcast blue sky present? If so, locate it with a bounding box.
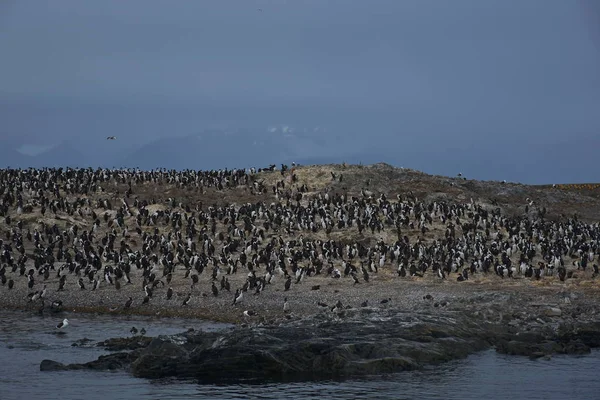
[0,0,599,183]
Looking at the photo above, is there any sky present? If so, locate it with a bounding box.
[0,0,599,183]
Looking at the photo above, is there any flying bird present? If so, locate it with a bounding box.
[107,136,117,140]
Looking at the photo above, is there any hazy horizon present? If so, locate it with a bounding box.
[1,0,599,184]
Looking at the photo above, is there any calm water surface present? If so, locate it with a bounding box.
[1,310,599,400]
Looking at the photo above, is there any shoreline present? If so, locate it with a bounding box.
[5,270,599,325]
[37,277,600,382]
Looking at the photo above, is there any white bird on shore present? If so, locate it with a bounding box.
[283,297,290,314]
[29,291,40,302]
[40,284,47,299]
[233,289,243,305]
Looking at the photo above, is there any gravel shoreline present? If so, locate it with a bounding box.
[4,264,599,325]
[38,273,600,382]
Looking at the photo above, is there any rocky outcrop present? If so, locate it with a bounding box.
[40,351,138,372]
[71,338,95,348]
[68,336,152,350]
[493,319,600,358]
[39,303,600,382]
[127,309,494,381]
[97,336,153,351]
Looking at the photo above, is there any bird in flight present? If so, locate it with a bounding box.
[107,136,117,140]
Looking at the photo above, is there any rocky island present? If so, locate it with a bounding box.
[0,163,599,381]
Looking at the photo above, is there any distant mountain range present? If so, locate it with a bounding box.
[1,141,87,169]
[0,147,33,169]
[1,129,598,185]
[0,127,357,170]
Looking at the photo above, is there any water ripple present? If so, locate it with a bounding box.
[0,310,598,400]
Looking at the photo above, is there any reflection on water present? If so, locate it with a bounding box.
[0,310,598,400]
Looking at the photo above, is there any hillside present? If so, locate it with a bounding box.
[0,163,599,325]
[120,162,600,222]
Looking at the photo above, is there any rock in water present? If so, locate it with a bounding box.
[130,336,191,378]
[40,352,135,372]
[40,359,67,371]
[129,309,490,381]
[39,313,600,383]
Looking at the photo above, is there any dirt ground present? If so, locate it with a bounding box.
[1,163,599,324]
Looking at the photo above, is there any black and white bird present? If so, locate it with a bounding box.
[233,289,243,305]
[40,284,47,299]
[50,300,63,313]
[106,136,117,140]
[56,318,69,330]
[331,300,344,313]
[182,292,191,306]
[30,290,41,302]
[437,268,446,279]
[283,297,290,314]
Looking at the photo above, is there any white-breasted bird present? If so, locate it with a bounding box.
[56,318,69,329]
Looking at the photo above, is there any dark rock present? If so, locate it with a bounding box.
[496,339,543,357]
[40,359,67,371]
[130,335,192,379]
[97,336,152,351]
[71,338,95,347]
[571,323,600,347]
[83,352,134,370]
[528,352,546,360]
[561,340,591,355]
[40,307,600,383]
[40,352,136,372]
[131,310,492,381]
